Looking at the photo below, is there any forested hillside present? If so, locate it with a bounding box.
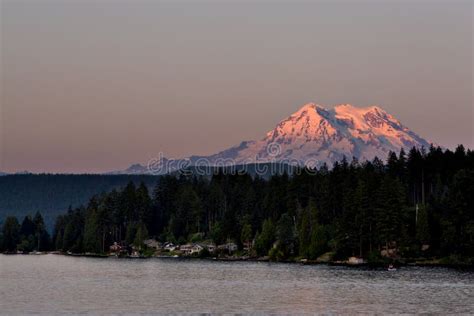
[2,145,473,263]
[0,163,298,230]
[3,145,470,263]
[0,174,160,229]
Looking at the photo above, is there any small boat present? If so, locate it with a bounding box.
[29,251,45,255]
[388,264,397,271]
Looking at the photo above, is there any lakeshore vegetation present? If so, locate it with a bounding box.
[1,145,473,264]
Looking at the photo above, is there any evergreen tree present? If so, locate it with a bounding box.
[298,206,312,258]
[136,183,152,230]
[125,223,137,246]
[276,213,296,256]
[308,224,328,259]
[254,219,275,256]
[374,176,405,249]
[18,216,35,252]
[33,212,50,251]
[2,217,20,252]
[20,215,35,238]
[241,223,252,250]
[83,210,100,253]
[416,204,430,245]
[134,222,149,250]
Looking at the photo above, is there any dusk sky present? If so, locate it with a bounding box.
[1,1,472,173]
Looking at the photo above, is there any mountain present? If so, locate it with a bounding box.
[106,163,150,175]
[115,102,432,173]
[194,103,432,167]
[0,171,33,176]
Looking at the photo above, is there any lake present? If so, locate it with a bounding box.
[0,254,472,314]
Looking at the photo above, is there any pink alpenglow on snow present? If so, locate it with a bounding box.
[202,102,432,167]
[116,102,433,174]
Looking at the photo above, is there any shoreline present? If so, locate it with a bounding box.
[2,252,473,270]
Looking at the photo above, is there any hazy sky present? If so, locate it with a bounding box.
[1,0,473,173]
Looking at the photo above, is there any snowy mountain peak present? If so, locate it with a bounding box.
[196,102,432,168]
[114,102,433,174]
[264,103,336,144]
[295,102,325,112]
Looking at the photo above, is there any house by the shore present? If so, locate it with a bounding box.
[180,244,204,256]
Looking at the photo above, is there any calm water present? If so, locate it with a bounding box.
[0,255,473,315]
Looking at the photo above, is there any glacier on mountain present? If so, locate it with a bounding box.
[114,102,432,174]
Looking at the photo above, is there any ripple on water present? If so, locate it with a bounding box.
[0,255,473,314]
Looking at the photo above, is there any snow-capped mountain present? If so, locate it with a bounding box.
[113,103,432,174]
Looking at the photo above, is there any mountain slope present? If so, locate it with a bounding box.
[187,103,431,167]
[115,102,432,173]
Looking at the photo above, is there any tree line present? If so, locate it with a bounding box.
[1,212,51,252]
[0,174,159,230]
[1,145,473,263]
